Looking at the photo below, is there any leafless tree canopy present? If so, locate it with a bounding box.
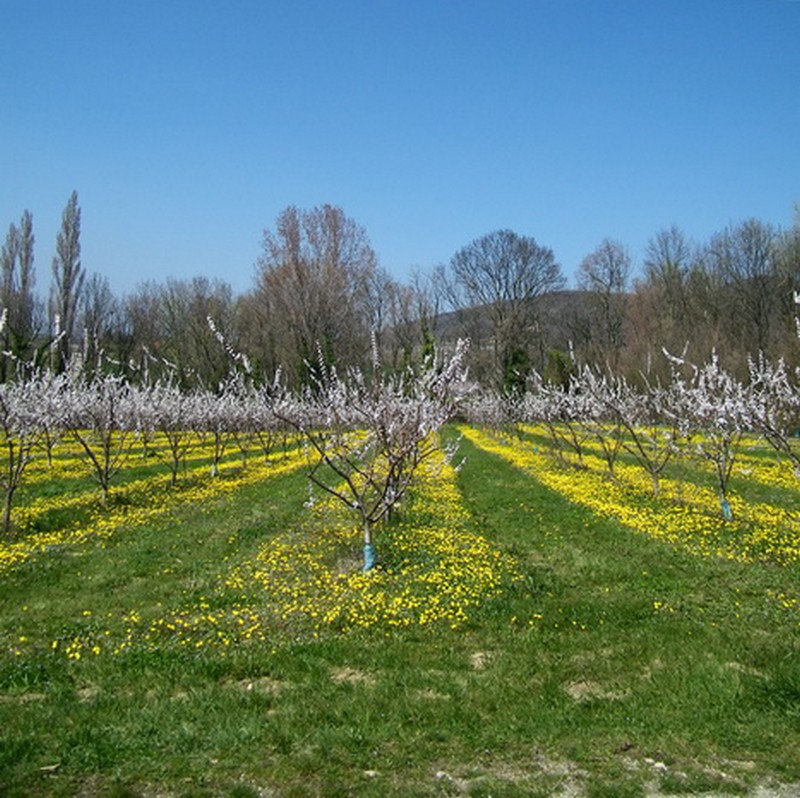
[576,239,631,367]
[444,229,564,388]
[251,204,378,386]
[2,195,800,387]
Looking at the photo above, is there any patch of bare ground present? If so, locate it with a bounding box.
[748,786,800,798]
[423,750,800,798]
[428,752,588,797]
[644,781,800,798]
[469,650,494,670]
[414,687,451,701]
[724,661,769,679]
[333,550,362,575]
[68,778,277,798]
[563,678,630,702]
[628,753,798,798]
[330,666,375,685]
[642,656,666,680]
[527,752,589,797]
[77,685,101,702]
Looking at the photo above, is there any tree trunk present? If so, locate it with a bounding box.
[3,490,13,537]
[363,519,376,572]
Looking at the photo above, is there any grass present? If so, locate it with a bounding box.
[1,427,799,795]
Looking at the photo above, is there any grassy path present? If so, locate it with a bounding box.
[454,432,800,793]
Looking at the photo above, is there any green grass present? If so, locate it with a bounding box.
[1,429,800,795]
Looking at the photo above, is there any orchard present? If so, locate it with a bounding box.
[3,312,800,795]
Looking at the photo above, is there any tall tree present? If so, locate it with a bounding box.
[1,225,20,314]
[577,238,631,368]
[50,191,85,373]
[643,226,692,324]
[160,276,234,387]
[445,229,563,390]
[376,268,443,372]
[0,224,20,378]
[78,273,119,376]
[112,281,162,381]
[117,277,234,387]
[0,211,38,377]
[707,219,779,359]
[252,204,377,386]
[775,206,800,358]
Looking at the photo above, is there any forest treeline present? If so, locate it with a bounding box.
[2,192,800,390]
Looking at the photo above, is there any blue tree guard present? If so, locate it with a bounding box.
[363,543,377,572]
[720,498,733,521]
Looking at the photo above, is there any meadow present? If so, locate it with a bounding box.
[1,426,800,797]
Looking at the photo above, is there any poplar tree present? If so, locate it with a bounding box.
[50,191,84,373]
[0,210,37,377]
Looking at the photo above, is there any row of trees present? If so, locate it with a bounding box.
[0,319,471,571]
[1,192,84,378]
[467,347,800,518]
[3,194,800,390]
[618,220,800,379]
[5,328,800,556]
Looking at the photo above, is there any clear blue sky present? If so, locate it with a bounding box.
[2,0,799,296]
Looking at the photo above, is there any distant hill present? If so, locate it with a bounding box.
[433,290,595,351]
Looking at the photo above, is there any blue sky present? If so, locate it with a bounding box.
[2,0,799,296]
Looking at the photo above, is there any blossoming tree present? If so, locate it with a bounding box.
[275,340,471,570]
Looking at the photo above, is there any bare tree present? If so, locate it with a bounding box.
[381,280,417,370]
[644,227,692,326]
[119,281,163,377]
[445,229,563,390]
[412,267,443,361]
[364,265,395,369]
[378,268,442,371]
[79,273,118,376]
[1,224,20,381]
[116,277,234,387]
[160,277,234,387]
[626,228,724,378]
[577,238,631,368]
[707,219,779,357]
[774,207,800,357]
[254,204,378,387]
